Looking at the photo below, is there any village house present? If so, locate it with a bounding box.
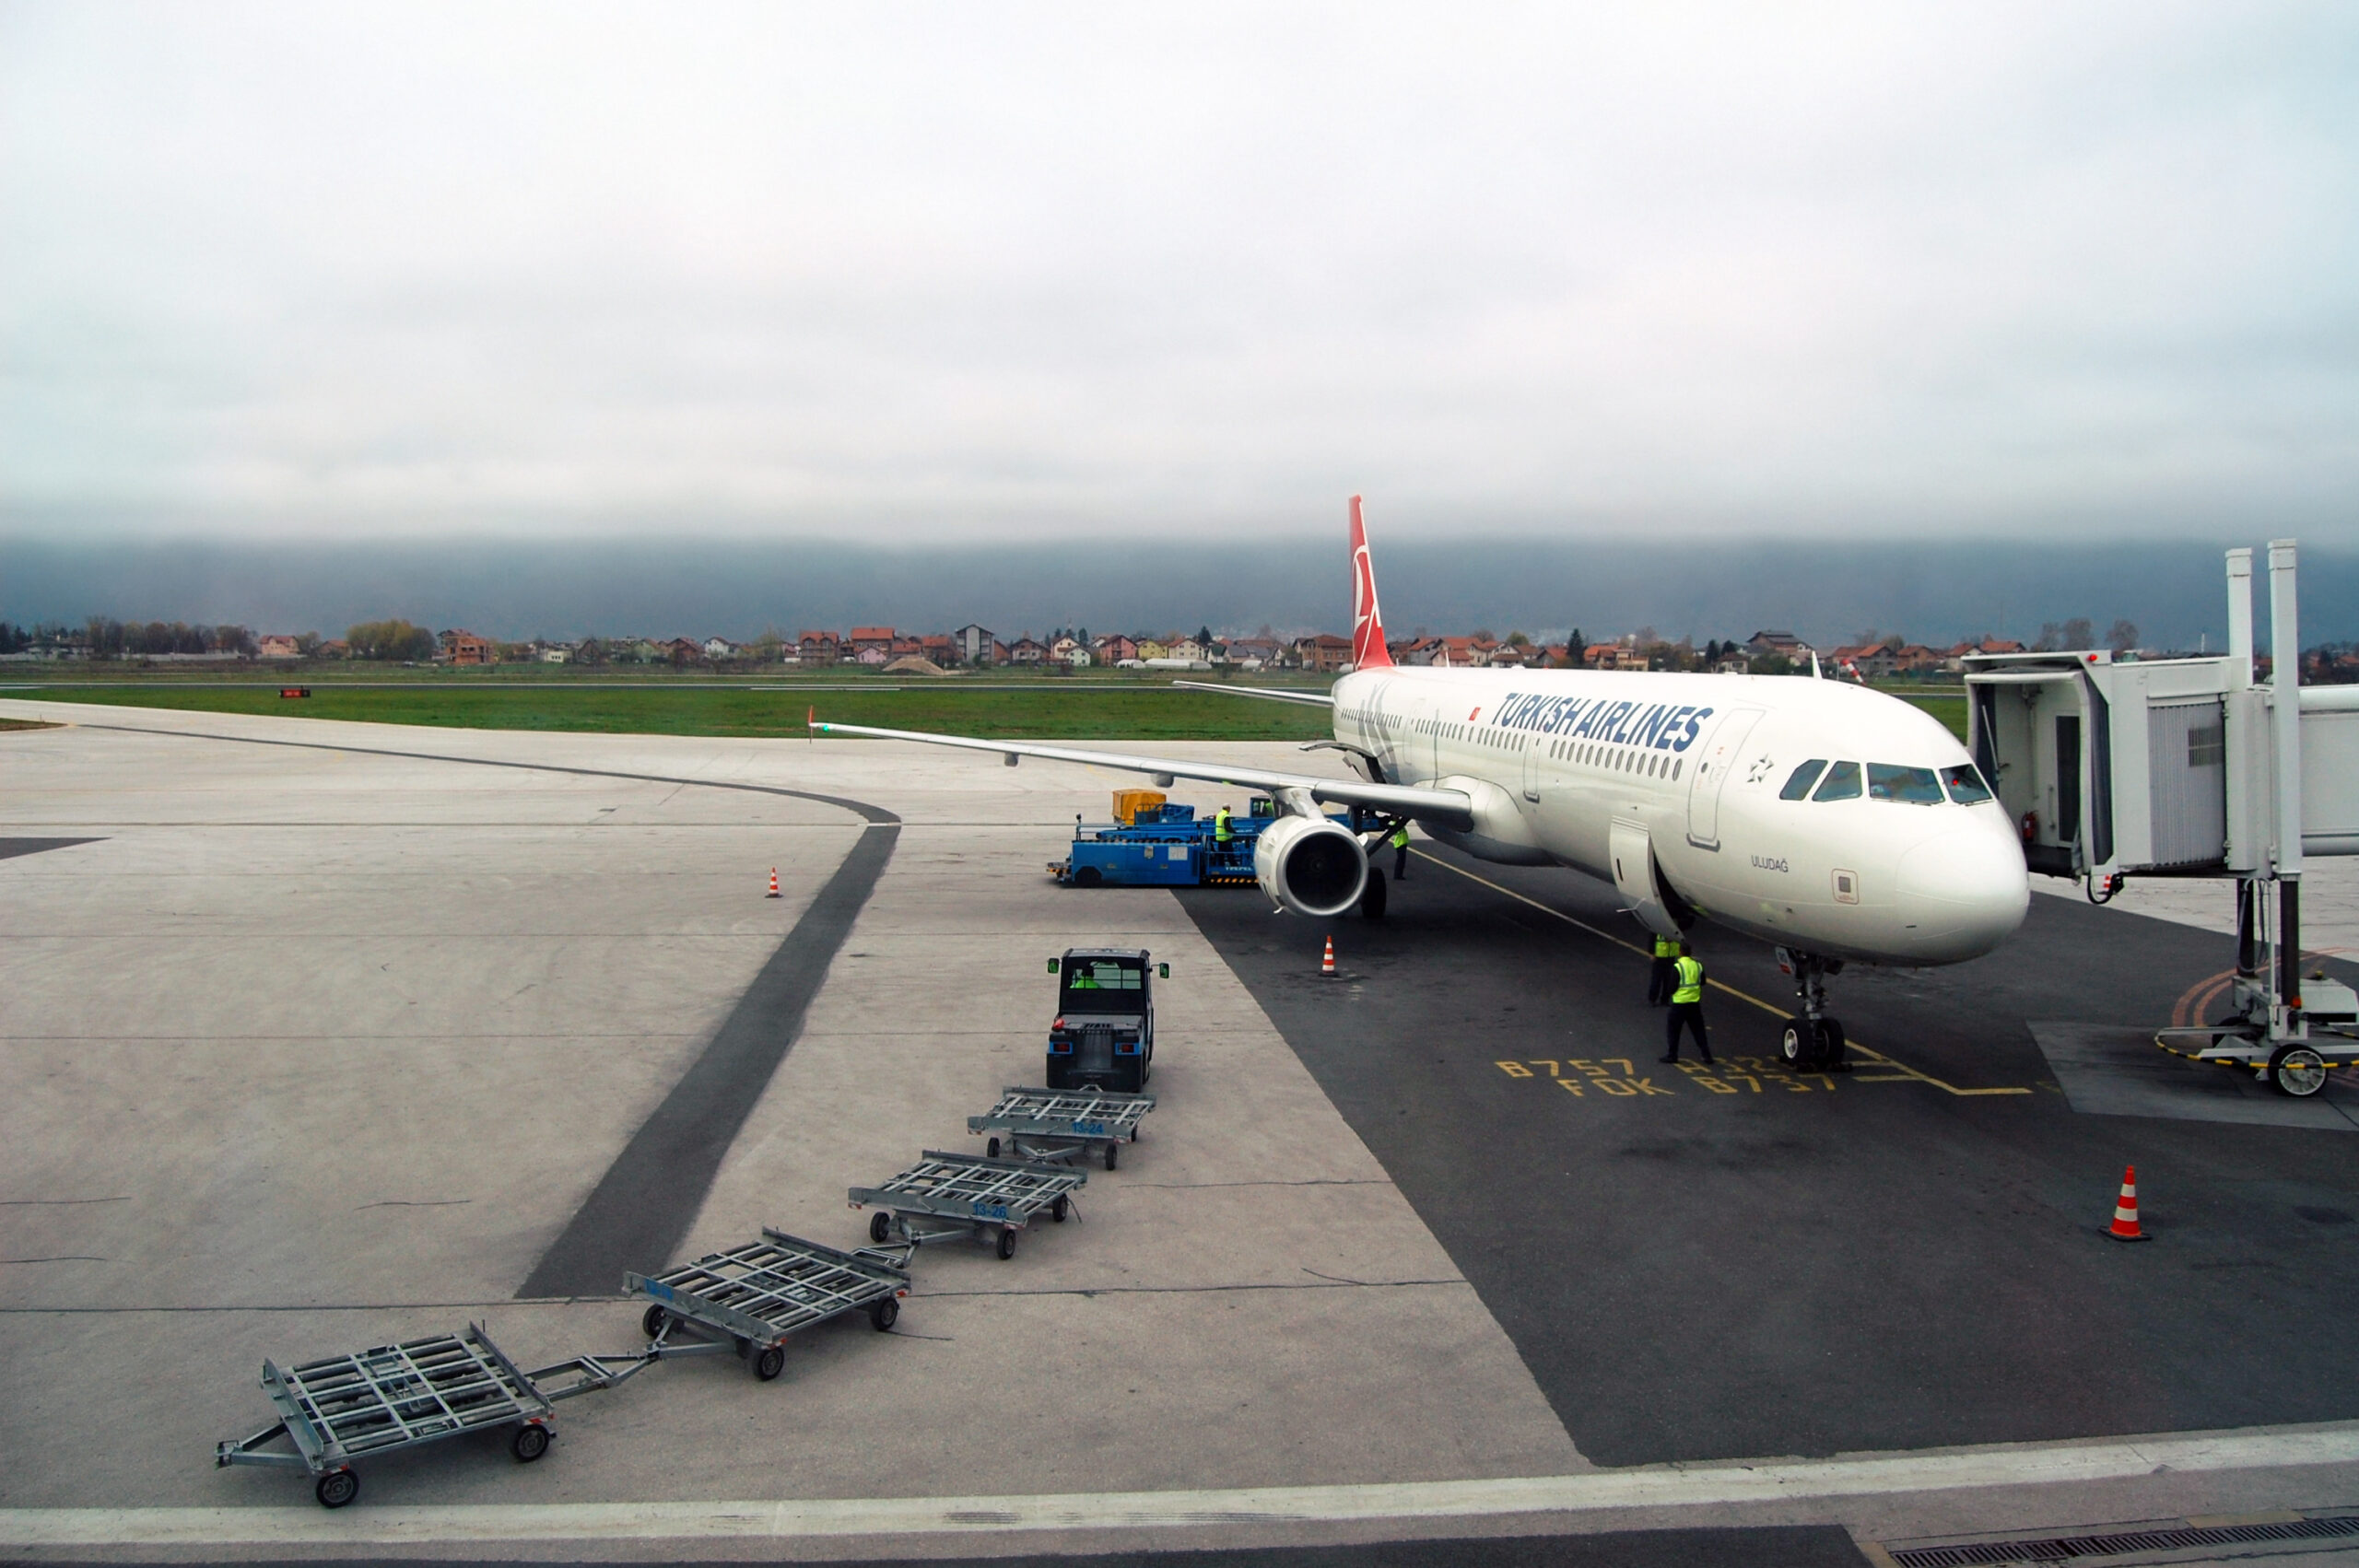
[796,631,840,666]
[257,634,300,660]
[1006,637,1048,666]
[846,626,896,662]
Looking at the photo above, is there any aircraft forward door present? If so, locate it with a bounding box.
[1685,708,1763,850]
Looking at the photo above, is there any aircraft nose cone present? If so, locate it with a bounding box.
[1895,825,2030,961]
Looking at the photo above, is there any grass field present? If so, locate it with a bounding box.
[5,676,1969,743]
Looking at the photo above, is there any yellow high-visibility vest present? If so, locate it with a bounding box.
[1672,955,1704,1005]
[1215,808,1233,842]
[1653,934,1677,959]
[1390,825,1409,849]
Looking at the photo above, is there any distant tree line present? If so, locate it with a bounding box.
[83,617,256,658]
[345,619,438,661]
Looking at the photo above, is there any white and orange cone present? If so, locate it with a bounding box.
[2107,1164,2148,1242]
[1320,935,1336,977]
[766,868,781,899]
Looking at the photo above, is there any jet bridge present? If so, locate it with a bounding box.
[1966,542,2359,1092]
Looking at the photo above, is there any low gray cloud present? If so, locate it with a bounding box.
[4,2,2356,542]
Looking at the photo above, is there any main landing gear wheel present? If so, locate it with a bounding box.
[1360,873,1388,919]
[314,1469,358,1509]
[868,1211,893,1245]
[2270,1044,2329,1098]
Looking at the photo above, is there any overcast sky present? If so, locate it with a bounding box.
[4,3,2355,544]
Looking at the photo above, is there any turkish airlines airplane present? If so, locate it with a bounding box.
[812,498,2031,1067]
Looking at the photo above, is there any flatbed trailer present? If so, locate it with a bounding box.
[215,1322,654,1508]
[626,1229,911,1382]
[968,1084,1155,1170]
[849,1150,1086,1260]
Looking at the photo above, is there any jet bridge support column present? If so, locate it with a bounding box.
[2268,540,2306,1026]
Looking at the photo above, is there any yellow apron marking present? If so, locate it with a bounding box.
[1416,848,2031,1097]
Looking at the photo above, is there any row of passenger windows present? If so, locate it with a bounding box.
[1407,716,1684,779]
[1545,736,1682,779]
[1779,759,1993,805]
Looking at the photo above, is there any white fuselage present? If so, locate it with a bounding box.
[1332,665,2030,965]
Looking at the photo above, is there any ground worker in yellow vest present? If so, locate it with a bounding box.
[1215,805,1234,844]
[1390,822,1411,881]
[1660,945,1714,1065]
[1647,931,1679,1006]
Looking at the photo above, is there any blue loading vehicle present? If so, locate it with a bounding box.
[1049,792,1352,888]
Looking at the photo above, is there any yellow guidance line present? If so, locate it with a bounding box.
[1411,849,2031,1097]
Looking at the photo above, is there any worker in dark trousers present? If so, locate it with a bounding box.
[1390,822,1411,880]
[1661,945,1713,1064]
[1646,931,1679,1006]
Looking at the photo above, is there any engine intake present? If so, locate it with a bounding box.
[1254,813,1368,918]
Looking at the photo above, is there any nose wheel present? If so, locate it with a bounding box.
[1775,948,1848,1070]
[1779,1015,1846,1070]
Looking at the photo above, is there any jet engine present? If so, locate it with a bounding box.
[1254,812,1369,918]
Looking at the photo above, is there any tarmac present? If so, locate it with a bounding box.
[4,699,2358,1566]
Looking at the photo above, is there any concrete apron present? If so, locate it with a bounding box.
[4,702,2354,1561]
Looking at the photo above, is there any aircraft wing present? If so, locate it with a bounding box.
[806,719,1475,830]
[1168,680,1334,708]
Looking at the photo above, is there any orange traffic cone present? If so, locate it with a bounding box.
[1321,935,1336,977]
[2107,1164,2148,1242]
[766,868,781,898]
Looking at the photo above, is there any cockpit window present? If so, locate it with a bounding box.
[1779,760,1828,801]
[1812,761,1862,802]
[1867,764,1944,804]
[1941,763,1993,805]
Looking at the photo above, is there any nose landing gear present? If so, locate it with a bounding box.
[1775,948,1849,1071]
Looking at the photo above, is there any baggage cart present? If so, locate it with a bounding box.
[849,1150,1086,1260]
[968,1084,1155,1170]
[215,1322,654,1508]
[626,1229,911,1383]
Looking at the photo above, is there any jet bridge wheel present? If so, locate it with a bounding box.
[2270,1044,2330,1098]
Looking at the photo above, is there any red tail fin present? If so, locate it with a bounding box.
[1349,495,1394,670]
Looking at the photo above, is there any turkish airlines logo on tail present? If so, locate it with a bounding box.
[1349,496,1393,668]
